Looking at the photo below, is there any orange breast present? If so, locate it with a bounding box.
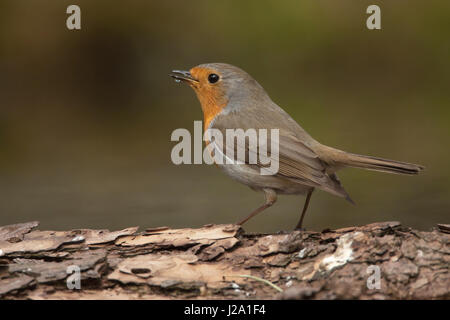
[203,104,224,131]
[189,66,228,132]
[194,90,226,132]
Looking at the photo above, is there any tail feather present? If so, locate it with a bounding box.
[337,152,424,175]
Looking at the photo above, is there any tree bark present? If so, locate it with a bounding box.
[0,221,448,299]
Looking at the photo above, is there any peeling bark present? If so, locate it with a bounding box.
[0,221,448,299]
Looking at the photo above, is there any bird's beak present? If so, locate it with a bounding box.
[169,70,198,83]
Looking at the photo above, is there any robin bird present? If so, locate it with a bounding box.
[170,63,424,229]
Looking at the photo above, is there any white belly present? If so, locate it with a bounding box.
[217,162,311,195]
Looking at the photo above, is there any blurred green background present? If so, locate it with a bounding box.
[0,0,449,232]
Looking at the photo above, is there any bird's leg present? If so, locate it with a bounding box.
[295,188,314,230]
[236,189,277,226]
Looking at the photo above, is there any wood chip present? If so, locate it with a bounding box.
[0,221,39,242]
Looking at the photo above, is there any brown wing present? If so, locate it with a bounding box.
[210,113,351,199]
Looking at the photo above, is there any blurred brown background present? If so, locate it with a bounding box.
[0,1,449,232]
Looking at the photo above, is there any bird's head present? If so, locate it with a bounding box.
[170,63,270,128]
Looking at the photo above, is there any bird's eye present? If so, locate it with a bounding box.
[208,73,220,84]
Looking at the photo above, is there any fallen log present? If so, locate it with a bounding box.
[0,221,448,299]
